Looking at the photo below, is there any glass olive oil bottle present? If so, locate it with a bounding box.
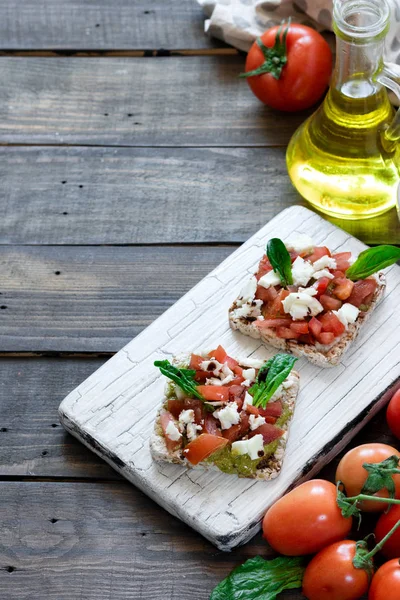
[286,0,400,219]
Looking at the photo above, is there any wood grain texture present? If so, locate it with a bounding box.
[0,146,398,246]
[0,357,120,479]
[59,206,400,550]
[0,245,232,352]
[0,56,310,146]
[0,0,216,51]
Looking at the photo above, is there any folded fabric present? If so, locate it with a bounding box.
[197,0,400,105]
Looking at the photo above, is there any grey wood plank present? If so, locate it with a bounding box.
[0,146,398,246]
[0,357,120,479]
[0,479,316,600]
[0,56,308,147]
[0,245,233,352]
[0,0,217,51]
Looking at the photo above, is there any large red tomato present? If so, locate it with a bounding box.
[387,389,400,439]
[243,24,332,111]
[302,540,370,600]
[336,443,400,512]
[374,504,400,559]
[369,559,400,600]
[262,480,352,555]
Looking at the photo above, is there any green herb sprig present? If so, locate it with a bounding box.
[210,555,305,600]
[154,360,203,400]
[266,238,293,287]
[346,245,400,281]
[249,353,297,409]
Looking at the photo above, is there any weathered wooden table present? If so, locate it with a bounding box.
[0,2,399,598]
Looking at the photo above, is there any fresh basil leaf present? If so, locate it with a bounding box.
[346,245,400,281]
[210,555,305,600]
[154,360,203,400]
[249,353,297,409]
[266,238,293,287]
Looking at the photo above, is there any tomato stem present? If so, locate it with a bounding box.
[239,19,291,80]
[346,494,400,505]
[364,518,400,560]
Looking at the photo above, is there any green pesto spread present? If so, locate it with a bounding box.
[204,405,293,477]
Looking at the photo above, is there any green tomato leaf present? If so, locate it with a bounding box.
[346,245,400,281]
[361,455,400,499]
[266,238,293,287]
[154,360,203,400]
[210,555,305,600]
[336,482,362,528]
[249,353,297,409]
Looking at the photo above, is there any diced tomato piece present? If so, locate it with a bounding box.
[256,255,273,279]
[228,385,246,408]
[257,318,293,329]
[319,294,342,311]
[248,423,284,444]
[160,410,182,452]
[317,331,335,345]
[222,412,250,443]
[189,353,204,370]
[306,246,331,263]
[255,285,278,303]
[276,326,300,340]
[210,345,227,363]
[332,277,354,300]
[232,365,243,377]
[309,317,322,338]
[194,370,209,383]
[347,278,377,308]
[167,399,185,419]
[318,311,346,336]
[332,270,346,279]
[289,250,300,262]
[258,401,283,419]
[332,252,352,272]
[246,404,260,416]
[196,385,230,402]
[315,276,330,297]
[203,413,223,437]
[264,289,290,318]
[224,355,239,370]
[299,333,314,344]
[290,321,309,334]
[183,399,204,424]
[229,375,245,386]
[183,434,229,465]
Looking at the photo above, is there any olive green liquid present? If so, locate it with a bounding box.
[286,83,400,219]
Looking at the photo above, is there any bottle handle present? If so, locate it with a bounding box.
[377,64,400,145]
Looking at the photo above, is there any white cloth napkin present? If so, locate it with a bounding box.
[197,0,400,104]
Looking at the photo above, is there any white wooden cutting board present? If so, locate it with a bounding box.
[59,206,400,551]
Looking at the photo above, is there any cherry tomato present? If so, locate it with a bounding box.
[183,434,228,465]
[375,504,400,559]
[336,444,400,512]
[369,559,400,600]
[262,480,352,555]
[302,540,370,600]
[244,24,332,111]
[387,389,400,440]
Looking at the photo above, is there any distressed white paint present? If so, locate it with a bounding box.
[59,206,400,551]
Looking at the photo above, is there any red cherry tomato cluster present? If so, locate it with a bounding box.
[260,387,400,600]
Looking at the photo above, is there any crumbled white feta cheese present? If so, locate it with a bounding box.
[239,357,265,369]
[206,377,223,386]
[313,269,335,280]
[282,290,324,320]
[213,402,241,430]
[298,286,318,296]
[257,315,265,321]
[282,375,296,389]
[165,421,182,441]
[232,434,264,460]
[178,409,195,427]
[186,421,202,441]
[221,364,234,378]
[313,255,337,271]
[243,391,254,410]
[249,414,266,430]
[291,256,315,287]
[333,303,360,330]
[237,276,257,306]
[232,299,263,319]
[285,234,314,254]
[200,359,223,374]
[258,269,281,289]
[242,368,256,383]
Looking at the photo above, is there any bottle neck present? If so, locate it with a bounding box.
[332,36,385,98]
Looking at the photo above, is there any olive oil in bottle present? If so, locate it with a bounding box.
[286,0,400,219]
